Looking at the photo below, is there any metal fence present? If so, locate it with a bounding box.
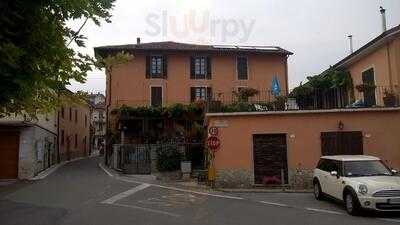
[207,86,400,113]
[112,143,205,174]
[112,86,400,113]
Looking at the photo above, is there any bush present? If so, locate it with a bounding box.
[156,145,182,172]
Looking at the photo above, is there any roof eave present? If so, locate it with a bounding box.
[334,26,400,70]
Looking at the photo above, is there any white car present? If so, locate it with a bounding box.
[313,155,400,215]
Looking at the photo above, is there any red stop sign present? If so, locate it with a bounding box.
[207,136,221,152]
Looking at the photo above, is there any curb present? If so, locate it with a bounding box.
[97,164,313,194]
[29,156,87,181]
[218,188,313,193]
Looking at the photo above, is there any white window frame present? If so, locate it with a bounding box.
[193,56,207,79]
[149,85,163,107]
[192,86,210,101]
[150,55,163,78]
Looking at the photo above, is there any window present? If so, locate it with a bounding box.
[344,160,392,177]
[61,107,65,119]
[317,159,340,173]
[75,109,78,123]
[191,87,212,102]
[191,56,211,79]
[361,68,376,106]
[69,108,72,121]
[146,55,167,79]
[74,134,78,148]
[150,56,163,77]
[61,130,65,146]
[195,57,206,77]
[237,56,248,80]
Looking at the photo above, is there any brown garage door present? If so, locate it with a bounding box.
[0,131,19,179]
[321,131,363,156]
[253,134,288,185]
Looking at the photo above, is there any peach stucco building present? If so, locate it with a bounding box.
[58,95,91,162]
[333,25,400,106]
[95,41,292,112]
[206,108,400,188]
[205,25,400,188]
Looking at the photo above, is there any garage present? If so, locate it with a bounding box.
[253,134,288,185]
[0,131,19,179]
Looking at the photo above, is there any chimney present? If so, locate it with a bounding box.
[348,35,354,54]
[380,6,387,33]
[136,37,141,45]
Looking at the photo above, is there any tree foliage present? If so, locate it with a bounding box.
[0,0,115,117]
[290,69,353,98]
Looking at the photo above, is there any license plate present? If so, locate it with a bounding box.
[389,199,400,204]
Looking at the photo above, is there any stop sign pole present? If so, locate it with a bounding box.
[207,127,220,187]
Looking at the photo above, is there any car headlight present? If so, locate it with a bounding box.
[358,184,368,195]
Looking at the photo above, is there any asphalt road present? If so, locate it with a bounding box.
[0,157,399,225]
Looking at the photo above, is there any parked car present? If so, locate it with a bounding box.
[313,155,399,215]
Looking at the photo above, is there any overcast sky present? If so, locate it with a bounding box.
[68,0,400,94]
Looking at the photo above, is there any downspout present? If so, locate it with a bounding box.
[284,55,289,95]
[386,43,394,90]
[105,66,112,165]
[57,91,61,164]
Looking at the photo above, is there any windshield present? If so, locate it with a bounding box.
[344,160,392,177]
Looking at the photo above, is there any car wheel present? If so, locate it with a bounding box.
[344,192,361,216]
[313,181,323,200]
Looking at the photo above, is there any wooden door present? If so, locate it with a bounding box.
[253,134,288,185]
[151,87,162,107]
[362,68,376,106]
[0,131,19,179]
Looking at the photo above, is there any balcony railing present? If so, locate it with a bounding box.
[112,86,400,114]
[207,86,400,113]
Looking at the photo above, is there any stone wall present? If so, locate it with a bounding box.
[215,169,253,188]
[288,169,314,190]
[18,126,58,179]
[18,127,35,179]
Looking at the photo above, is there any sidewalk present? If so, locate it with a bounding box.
[99,163,312,194]
[29,156,88,181]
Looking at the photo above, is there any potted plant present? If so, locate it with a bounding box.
[274,96,287,111]
[383,89,397,107]
[232,87,259,102]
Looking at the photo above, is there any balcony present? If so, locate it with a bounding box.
[207,86,400,113]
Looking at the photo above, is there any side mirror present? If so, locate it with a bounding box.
[330,171,338,177]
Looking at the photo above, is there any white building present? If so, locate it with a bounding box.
[0,112,58,179]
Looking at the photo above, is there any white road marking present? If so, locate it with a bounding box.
[115,176,147,184]
[151,184,244,200]
[305,207,343,215]
[380,218,400,223]
[98,163,114,177]
[110,203,181,218]
[259,201,288,207]
[101,183,151,204]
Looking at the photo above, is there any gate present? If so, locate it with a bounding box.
[253,134,288,185]
[122,145,151,174]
